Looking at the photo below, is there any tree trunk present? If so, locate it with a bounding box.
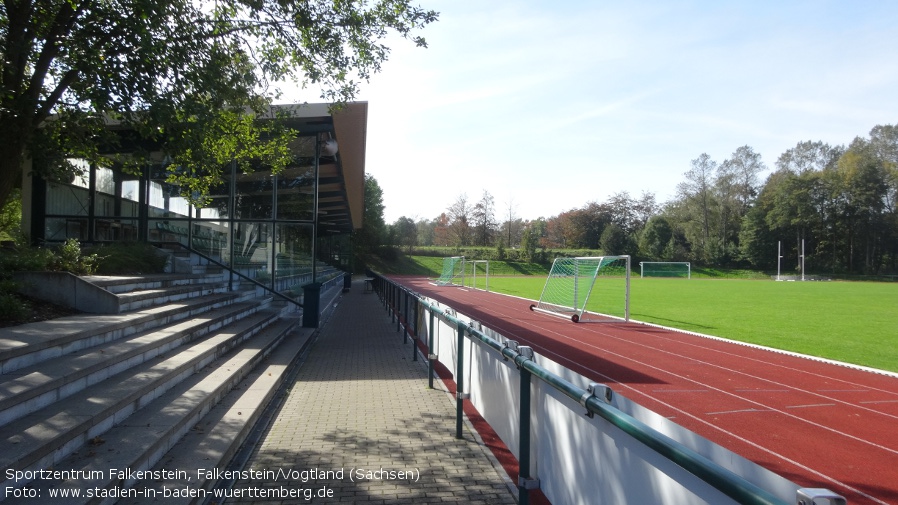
[0,111,33,211]
[0,133,28,211]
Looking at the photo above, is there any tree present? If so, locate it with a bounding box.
[580,201,613,249]
[446,193,471,246]
[502,198,522,248]
[0,0,438,211]
[521,223,539,262]
[739,172,782,270]
[432,213,451,246]
[392,216,417,252]
[606,192,639,234]
[0,188,22,241]
[869,124,898,271]
[599,224,630,256]
[545,209,586,248]
[776,141,842,176]
[633,191,659,229]
[713,146,766,263]
[415,217,435,246]
[354,174,386,255]
[471,190,497,246]
[639,216,673,260]
[832,138,888,272]
[723,145,766,214]
[675,153,718,262]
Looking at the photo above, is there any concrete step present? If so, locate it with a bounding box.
[115,281,231,312]
[123,324,313,504]
[1,317,299,505]
[0,300,268,427]
[79,274,205,294]
[0,292,241,375]
[0,309,283,486]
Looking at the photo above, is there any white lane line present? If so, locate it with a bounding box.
[706,408,772,415]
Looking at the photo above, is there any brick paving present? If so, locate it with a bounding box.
[229,280,517,505]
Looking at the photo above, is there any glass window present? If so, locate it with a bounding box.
[45,217,87,241]
[235,170,274,219]
[96,166,116,195]
[191,221,229,259]
[229,222,272,287]
[275,223,314,292]
[275,165,315,221]
[198,181,229,220]
[46,183,90,216]
[94,219,138,241]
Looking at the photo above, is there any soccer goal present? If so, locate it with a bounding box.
[640,261,691,279]
[433,256,466,286]
[530,256,630,323]
[468,260,489,291]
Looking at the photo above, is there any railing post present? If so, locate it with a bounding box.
[412,298,418,361]
[390,283,395,324]
[402,289,408,340]
[518,357,533,505]
[456,321,465,439]
[428,309,435,389]
[397,287,402,333]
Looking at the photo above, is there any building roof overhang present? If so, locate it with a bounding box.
[100,102,367,234]
[265,102,367,233]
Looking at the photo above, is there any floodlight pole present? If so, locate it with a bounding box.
[777,241,782,281]
[801,239,806,281]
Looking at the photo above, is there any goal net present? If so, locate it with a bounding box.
[530,256,630,323]
[433,256,466,286]
[640,261,691,279]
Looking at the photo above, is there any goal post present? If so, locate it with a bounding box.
[468,260,489,291]
[433,256,466,286]
[639,261,691,279]
[530,256,630,323]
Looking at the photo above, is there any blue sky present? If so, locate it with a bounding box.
[343,1,898,223]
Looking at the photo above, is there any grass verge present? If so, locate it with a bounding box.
[479,276,898,374]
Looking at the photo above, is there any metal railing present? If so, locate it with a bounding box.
[372,273,846,505]
[153,240,307,310]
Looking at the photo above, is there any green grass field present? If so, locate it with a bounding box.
[482,276,898,373]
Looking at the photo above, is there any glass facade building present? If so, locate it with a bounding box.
[23,103,367,295]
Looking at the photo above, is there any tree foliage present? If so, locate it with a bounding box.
[392,216,417,251]
[446,193,471,246]
[354,173,386,256]
[0,0,437,210]
[471,190,497,246]
[395,124,898,275]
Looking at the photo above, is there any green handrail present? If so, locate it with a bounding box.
[376,274,791,505]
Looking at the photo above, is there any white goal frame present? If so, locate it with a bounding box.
[467,260,489,291]
[639,261,691,279]
[529,255,630,323]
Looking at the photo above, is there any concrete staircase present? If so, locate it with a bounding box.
[0,268,331,504]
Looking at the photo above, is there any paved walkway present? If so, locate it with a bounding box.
[228,279,517,504]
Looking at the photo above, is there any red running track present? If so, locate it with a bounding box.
[393,276,898,505]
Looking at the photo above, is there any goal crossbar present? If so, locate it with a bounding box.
[530,256,630,323]
[640,261,691,279]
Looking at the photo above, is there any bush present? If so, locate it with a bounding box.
[0,245,54,273]
[0,276,30,323]
[48,239,98,275]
